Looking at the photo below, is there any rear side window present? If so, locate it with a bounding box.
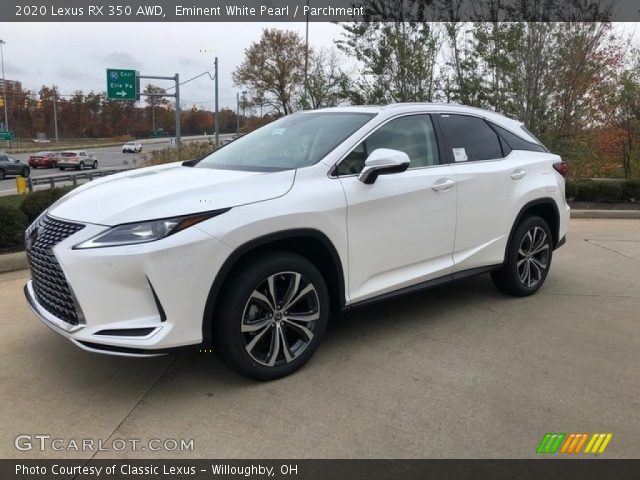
[439,114,503,162]
[491,123,547,153]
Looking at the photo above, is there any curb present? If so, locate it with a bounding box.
[0,210,637,275]
[0,251,27,274]
[570,209,640,219]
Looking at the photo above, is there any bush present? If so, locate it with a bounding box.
[20,187,72,223]
[622,180,640,202]
[566,179,638,203]
[143,143,214,167]
[0,204,28,249]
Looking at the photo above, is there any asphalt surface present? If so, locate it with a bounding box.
[0,219,638,459]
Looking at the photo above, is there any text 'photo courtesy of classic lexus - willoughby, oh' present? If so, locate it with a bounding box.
[23,103,569,381]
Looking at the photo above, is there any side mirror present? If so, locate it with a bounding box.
[358,148,410,185]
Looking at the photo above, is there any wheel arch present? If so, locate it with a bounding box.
[506,198,560,257]
[201,229,346,346]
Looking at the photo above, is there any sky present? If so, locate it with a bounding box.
[0,22,638,113]
[0,22,343,111]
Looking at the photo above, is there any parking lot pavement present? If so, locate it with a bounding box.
[1,219,638,459]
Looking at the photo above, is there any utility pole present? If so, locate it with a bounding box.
[0,39,9,132]
[174,73,181,146]
[241,91,247,130]
[304,0,309,108]
[52,86,59,143]
[214,56,219,147]
[236,92,239,136]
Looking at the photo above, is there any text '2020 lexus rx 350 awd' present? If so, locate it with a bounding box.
[24,104,569,380]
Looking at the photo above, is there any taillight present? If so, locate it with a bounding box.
[553,161,568,177]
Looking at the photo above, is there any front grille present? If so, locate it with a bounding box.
[25,215,85,325]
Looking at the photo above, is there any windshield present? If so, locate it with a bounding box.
[196,112,375,171]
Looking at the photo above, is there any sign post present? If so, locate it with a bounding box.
[107,69,181,146]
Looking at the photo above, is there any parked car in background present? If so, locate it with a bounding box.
[29,151,62,169]
[58,151,98,171]
[0,154,30,180]
[122,141,142,153]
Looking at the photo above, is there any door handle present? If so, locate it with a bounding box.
[432,178,455,192]
[511,169,527,180]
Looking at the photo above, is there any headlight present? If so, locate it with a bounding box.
[73,209,229,249]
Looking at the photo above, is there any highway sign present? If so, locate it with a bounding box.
[106,69,137,100]
[0,131,15,140]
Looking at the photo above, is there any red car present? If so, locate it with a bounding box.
[28,151,62,169]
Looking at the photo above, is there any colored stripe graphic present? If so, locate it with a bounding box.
[537,433,566,453]
[559,433,588,453]
[585,433,613,454]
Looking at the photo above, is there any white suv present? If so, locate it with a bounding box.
[24,104,569,380]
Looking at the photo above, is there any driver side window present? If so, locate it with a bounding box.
[336,115,439,176]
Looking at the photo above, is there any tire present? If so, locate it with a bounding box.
[0,169,5,180]
[60,167,65,171]
[92,160,98,169]
[76,162,84,171]
[21,167,30,178]
[491,215,553,297]
[212,251,330,381]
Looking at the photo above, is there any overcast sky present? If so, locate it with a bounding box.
[0,22,342,110]
[0,22,637,113]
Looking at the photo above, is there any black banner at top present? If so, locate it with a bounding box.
[2,0,640,22]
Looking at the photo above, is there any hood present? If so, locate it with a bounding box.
[49,163,295,225]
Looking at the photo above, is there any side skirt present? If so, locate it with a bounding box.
[345,264,502,311]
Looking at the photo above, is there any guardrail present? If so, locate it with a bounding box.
[26,167,130,193]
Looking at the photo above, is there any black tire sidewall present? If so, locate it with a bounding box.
[213,252,330,381]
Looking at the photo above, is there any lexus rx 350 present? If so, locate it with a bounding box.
[24,104,569,380]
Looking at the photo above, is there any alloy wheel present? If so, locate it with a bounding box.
[241,271,320,367]
[517,226,550,287]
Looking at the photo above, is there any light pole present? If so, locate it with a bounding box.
[241,90,247,130]
[0,39,9,132]
[236,92,240,135]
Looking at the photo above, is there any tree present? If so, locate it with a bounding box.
[144,84,170,131]
[337,0,444,104]
[233,28,307,115]
[305,48,350,109]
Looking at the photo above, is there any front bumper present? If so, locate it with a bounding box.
[24,214,233,356]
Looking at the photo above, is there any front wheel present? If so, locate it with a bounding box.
[491,215,553,297]
[212,252,330,381]
[22,167,30,178]
[92,160,98,169]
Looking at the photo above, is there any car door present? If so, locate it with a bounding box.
[336,114,457,303]
[5,156,20,175]
[436,113,520,271]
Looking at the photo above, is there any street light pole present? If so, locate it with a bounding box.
[304,0,309,108]
[214,56,219,147]
[236,91,239,136]
[52,86,59,143]
[241,90,247,130]
[0,39,9,132]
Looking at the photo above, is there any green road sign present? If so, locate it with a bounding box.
[0,131,15,140]
[107,69,138,100]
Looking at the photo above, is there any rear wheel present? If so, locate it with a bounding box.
[213,252,329,381]
[491,215,553,296]
[76,161,85,171]
[0,169,5,180]
[92,160,98,169]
